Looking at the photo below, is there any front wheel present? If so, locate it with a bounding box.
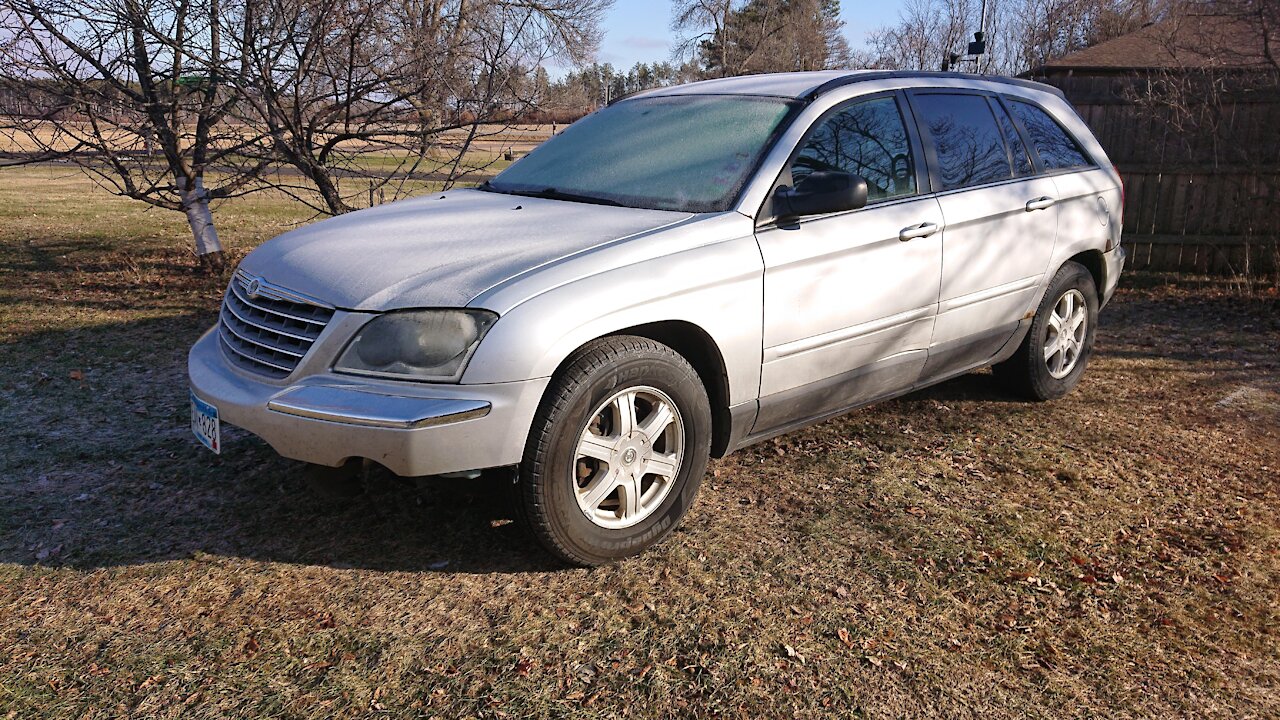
[994,261,1099,401]
[514,336,711,566]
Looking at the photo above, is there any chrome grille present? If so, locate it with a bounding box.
[218,270,335,379]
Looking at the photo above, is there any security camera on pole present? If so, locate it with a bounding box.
[942,0,990,73]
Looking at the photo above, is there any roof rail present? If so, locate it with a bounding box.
[803,70,1066,101]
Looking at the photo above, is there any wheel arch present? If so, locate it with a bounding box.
[546,320,736,459]
[1066,249,1106,304]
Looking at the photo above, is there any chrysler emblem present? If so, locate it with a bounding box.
[245,277,263,299]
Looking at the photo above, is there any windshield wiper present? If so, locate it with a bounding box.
[481,182,622,207]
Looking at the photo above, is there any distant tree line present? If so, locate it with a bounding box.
[527,61,702,121]
[528,0,1174,118]
[528,0,855,118]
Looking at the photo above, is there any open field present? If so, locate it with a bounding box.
[1,122,551,161]
[1,166,1279,718]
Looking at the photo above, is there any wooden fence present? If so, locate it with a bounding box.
[1035,71,1278,276]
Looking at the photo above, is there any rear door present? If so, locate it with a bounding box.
[906,91,1061,378]
[753,92,944,432]
[1004,98,1117,259]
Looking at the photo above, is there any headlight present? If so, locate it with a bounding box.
[333,309,497,382]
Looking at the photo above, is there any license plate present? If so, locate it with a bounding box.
[190,390,221,454]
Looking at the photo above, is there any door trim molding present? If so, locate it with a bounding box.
[764,305,934,362]
[939,274,1041,314]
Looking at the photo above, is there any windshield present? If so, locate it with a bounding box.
[483,95,797,213]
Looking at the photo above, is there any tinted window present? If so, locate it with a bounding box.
[993,102,1034,176]
[1008,100,1092,170]
[912,94,1012,190]
[790,96,916,202]
[487,95,795,213]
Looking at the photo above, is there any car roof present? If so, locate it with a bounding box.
[629,70,1064,102]
[635,70,853,99]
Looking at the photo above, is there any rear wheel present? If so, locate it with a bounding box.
[994,261,1099,401]
[514,336,711,566]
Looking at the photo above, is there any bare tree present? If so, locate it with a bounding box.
[866,0,977,71]
[1011,0,1157,71]
[0,0,272,269]
[865,0,1161,74]
[234,0,611,215]
[672,0,735,73]
[673,0,851,77]
[0,0,611,260]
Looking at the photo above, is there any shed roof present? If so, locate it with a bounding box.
[1037,11,1277,72]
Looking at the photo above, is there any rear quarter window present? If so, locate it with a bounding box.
[1008,100,1092,171]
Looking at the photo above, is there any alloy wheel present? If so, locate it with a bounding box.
[1045,289,1088,379]
[572,386,684,529]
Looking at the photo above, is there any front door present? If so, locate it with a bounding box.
[754,93,943,433]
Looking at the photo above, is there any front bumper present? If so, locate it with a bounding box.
[1101,245,1126,308]
[188,328,549,476]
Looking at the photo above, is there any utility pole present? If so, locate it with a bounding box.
[974,0,989,74]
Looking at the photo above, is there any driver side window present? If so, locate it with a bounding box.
[790,96,917,203]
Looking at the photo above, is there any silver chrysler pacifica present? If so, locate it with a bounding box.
[189,70,1126,565]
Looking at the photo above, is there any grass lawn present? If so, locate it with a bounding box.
[1,166,1279,718]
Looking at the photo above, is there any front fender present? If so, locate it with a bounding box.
[460,218,764,407]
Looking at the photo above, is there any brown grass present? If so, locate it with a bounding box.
[1,166,1278,718]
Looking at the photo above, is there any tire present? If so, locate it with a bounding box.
[514,336,712,566]
[994,261,1099,401]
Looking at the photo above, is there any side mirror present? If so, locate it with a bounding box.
[774,171,868,220]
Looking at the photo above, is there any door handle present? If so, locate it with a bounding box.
[899,222,940,241]
[1025,196,1057,211]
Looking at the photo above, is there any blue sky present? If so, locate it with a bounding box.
[585,0,904,70]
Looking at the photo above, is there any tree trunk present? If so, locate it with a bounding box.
[177,175,225,270]
[310,166,350,215]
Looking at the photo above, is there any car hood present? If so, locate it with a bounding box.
[237,189,693,311]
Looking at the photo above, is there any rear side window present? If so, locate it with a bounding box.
[1007,100,1092,170]
[790,96,917,202]
[911,94,1011,191]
